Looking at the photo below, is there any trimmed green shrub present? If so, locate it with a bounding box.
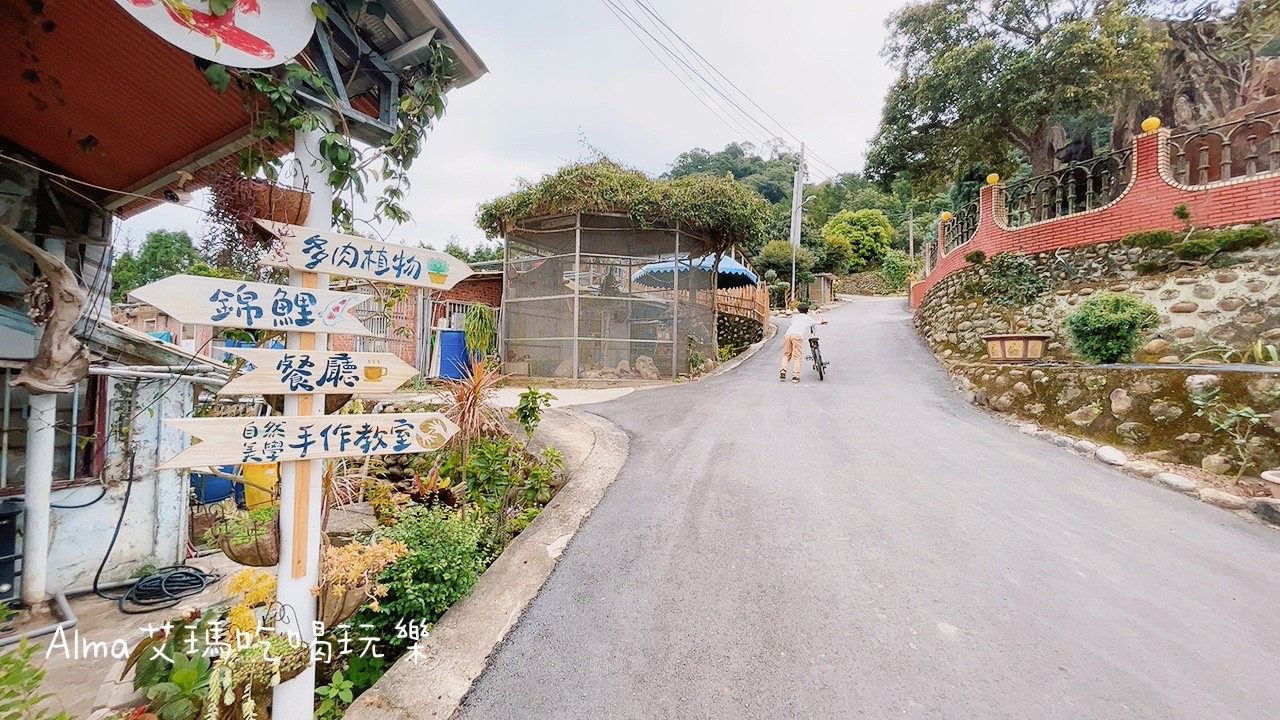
[1218,225,1274,252]
[358,507,489,652]
[1121,230,1179,248]
[1172,234,1221,260]
[1133,260,1168,275]
[880,250,917,290]
[1065,293,1159,364]
[963,249,987,265]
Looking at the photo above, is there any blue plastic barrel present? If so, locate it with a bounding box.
[439,330,469,379]
[190,465,238,504]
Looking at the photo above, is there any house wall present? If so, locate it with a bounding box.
[33,376,193,592]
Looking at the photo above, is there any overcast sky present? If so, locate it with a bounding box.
[120,0,904,252]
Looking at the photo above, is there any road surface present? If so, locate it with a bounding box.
[459,297,1280,719]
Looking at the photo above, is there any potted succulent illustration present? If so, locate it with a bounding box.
[427,257,450,285]
[979,252,1052,363]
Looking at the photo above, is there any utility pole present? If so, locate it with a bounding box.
[908,205,915,262]
[789,142,805,301]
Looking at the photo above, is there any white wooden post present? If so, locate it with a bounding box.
[273,119,333,717]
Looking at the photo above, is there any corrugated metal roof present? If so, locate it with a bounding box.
[0,0,252,196]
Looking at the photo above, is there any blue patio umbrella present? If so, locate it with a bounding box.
[631,254,758,290]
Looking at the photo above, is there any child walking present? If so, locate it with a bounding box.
[779,304,825,383]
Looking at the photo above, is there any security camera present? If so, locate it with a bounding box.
[163,188,193,204]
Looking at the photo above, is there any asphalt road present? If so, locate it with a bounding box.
[459,297,1280,720]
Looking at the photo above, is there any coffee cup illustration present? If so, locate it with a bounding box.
[364,364,387,381]
[426,257,450,285]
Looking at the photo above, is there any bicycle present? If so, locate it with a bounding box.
[808,337,827,381]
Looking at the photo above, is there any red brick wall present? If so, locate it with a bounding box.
[429,275,502,327]
[910,129,1280,308]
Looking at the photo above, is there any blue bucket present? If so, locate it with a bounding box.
[190,465,240,504]
[439,330,469,380]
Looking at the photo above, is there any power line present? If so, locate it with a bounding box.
[600,0,777,150]
[628,0,846,179]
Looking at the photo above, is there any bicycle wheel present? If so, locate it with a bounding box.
[813,345,825,381]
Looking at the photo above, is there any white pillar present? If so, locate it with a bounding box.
[19,393,55,607]
[20,236,66,608]
[273,118,333,718]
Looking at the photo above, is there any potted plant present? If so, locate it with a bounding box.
[1262,469,1280,499]
[317,538,407,627]
[204,506,279,567]
[980,252,1052,363]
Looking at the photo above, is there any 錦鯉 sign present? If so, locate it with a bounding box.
[258,220,473,290]
[160,413,459,469]
[219,349,418,395]
[128,275,375,336]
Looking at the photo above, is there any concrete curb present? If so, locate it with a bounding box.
[345,409,630,720]
[996,413,1279,528]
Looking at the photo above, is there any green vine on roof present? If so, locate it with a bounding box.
[475,160,773,252]
[200,1,454,232]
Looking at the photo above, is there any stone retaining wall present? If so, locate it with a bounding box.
[952,363,1280,475]
[915,240,1280,362]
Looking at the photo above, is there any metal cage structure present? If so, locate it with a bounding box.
[500,212,717,380]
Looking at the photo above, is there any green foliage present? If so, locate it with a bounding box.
[1173,203,1191,223]
[687,335,707,374]
[203,505,277,546]
[462,305,497,357]
[343,655,388,696]
[1122,230,1179,249]
[439,239,502,264]
[820,209,895,273]
[1172,234,1222,259]
[511,388,556,438]
[146,651,211,720]
[203,25,456,232]
[867,0,1164,188]
[475,159,772,253]
[1190,387,1271,482]
[1218,225,1274,251]
[981,252,1051,330]
[754,240,816,287]
[1064,293,1159,363]
[818,234,854,274]
[962,249,987,265]
[112,229,206,303]
[880,250,919,291]
[363,507,489,651]
[665,142,799,204]
[0,640,71,720]
[315,669,355,720]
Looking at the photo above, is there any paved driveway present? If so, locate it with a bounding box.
[459,297,1280,719]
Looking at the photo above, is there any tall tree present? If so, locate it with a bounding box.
[112,229,207,303]
[867,0,1165,188]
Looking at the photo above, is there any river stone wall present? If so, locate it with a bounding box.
[915,237,1280,362]
[952,363,1280,477]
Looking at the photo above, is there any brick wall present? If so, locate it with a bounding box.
[428,274,502,327]
[910,128,1280,308]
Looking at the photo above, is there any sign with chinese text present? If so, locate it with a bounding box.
[128,275,375,336]
[258,221,474,290]
[114,0,316,69]
[160,413,459,469]
[219,349,418,396]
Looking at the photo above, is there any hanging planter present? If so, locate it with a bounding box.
[316,538,408,626]
[248,178,311,225]
[205,506,280,567]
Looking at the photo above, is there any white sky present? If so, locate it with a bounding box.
[120,0,905,252]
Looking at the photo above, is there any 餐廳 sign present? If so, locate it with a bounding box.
[219,349,418,395]
[258,220,474,290]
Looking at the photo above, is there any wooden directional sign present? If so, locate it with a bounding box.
[219,349,419,396]
[160,413,459,470]
[257,220,474,290]
[128,274,376,336]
